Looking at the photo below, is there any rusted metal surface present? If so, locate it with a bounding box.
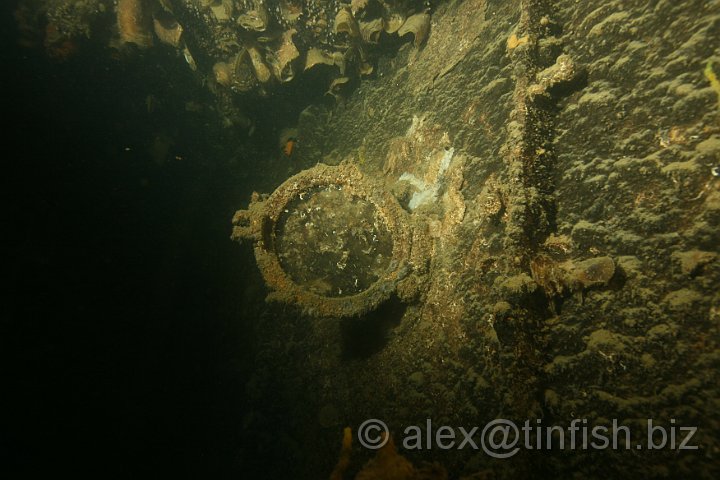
[231,162,423,317]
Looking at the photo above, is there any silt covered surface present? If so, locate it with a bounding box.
[240,0,720,478]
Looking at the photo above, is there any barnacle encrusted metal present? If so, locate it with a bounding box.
[231,162,417,317]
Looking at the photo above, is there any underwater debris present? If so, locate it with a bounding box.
[350,0,369,16]
[399,146,454,211]
[13,0,436,127]
[152,19,182,48]
[213,60,233,86]
[182,43,197,70]
[566,256,616,290]
[326,76,352,101]
[527,54,581,99]
[152,9,183,48]
[397,12,431,48]
[230,163,422,317]
[279,0,302,24]
[354,434,415,480]
[359,18,383,44]
[704,61,720,106]
[672,249,717,276]
[329,428,448,480]
[208,0,232,22]
[267,28,300,82]
[117,0,153,48]
[531,255,615,297]
[305,47,334,69]
[507,32,529,50]
[335,7,361,39]
[20,0,105,60]
[248,45,273,83]
[278,127,299,157]
[329,427,352,480]
[237,0,270,31]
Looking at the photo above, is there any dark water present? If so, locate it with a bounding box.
[0,3,303,476]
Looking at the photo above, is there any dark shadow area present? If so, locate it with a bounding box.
[547,69,589,102]
[0,3,275,477]
[607,265,628,291]
[339,296,406,360]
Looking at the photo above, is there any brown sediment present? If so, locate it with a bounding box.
[117,0,153,48]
